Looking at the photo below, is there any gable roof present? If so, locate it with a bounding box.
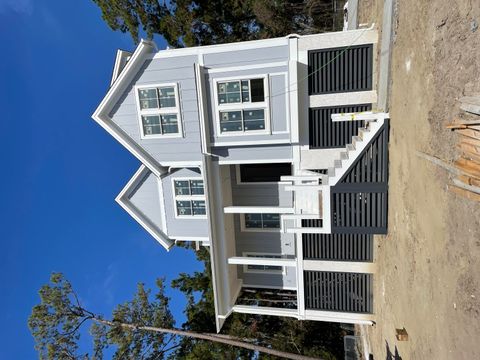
[92,40,165,177]
[116,165,174,250]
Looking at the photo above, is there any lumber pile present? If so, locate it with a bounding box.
[446,97,480,201]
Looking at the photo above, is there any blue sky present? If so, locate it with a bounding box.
[0,0,203,357]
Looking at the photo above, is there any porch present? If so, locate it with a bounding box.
[226,251,376,325]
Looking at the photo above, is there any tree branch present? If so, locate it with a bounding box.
[91,317,323,360]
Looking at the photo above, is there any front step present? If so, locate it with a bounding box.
[327,114,387,186]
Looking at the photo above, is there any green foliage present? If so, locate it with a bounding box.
[28,273,178,359]
[29,247,344,359]
[105,279,176,359]
[28,273,87,359]
[92,0,341,46]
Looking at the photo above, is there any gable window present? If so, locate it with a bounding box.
[136,84,182,138]
[173,179,206,217]
[242,213,281,231]
[243,253,283,274]
[214,77,269,135]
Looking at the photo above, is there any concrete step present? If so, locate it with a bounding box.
[358,127,370,137]
[352,135,363,146]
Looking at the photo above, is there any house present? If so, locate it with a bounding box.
[92,27,389,332]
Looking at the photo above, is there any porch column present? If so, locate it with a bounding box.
[228,256,296,268]
[304,310,375,325]
[223,206,294,214]
[303,260,376,274]
[232,305,299,318]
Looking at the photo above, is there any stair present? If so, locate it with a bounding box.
[283,112,388,234]
[327,115,386,185]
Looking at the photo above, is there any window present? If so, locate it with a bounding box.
[173,179,206,217]
[243,253,283,274]
[215,77,269,135]
[136,84,181,138]
[217,79,265,104]
[243,213,281,231]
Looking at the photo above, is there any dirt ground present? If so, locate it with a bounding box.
[358,0,480,359]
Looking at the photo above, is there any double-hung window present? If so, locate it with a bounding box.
[215,77,269,134]
[242,213,281,231]
[173,179,206,217]
[136,84,181,138]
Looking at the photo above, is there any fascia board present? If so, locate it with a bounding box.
[116,165,174,250]
[92,40,163,177]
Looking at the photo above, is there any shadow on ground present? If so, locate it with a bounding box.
[385,341,402,360]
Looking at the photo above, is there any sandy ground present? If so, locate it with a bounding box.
[358,0,480,359]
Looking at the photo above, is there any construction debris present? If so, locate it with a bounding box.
[395,328,409,341]
[417,113,480,202]
[445,107,480,201]
[459,96,480,116]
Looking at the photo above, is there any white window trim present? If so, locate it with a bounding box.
[212,74,271,137]
[240,213,283,233]
[172,177,207,219]
[235,164,292,186]
[242,252,286,275]
[135,82,183,139]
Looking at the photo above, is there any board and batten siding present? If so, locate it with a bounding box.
[109,56,203,164]
[229,166,296,289]
[160,167,209,238]
[128,171,164,235]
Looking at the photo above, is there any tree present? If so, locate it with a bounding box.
[92,0,341,47]
[28,273,323,360]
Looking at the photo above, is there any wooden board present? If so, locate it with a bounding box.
[459,139,480,155]
[456,128,480,140]
[460,96,480,105]
[457,175,480,188]
[454,178,480,194]
[452,118,480,125]
[455,158,480,179]
[460,96,480,116]
[459,134,480,148]
[446,123,467,129]
[458,147,480,164]
[449,185,480,202]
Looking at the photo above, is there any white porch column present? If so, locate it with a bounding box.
[223,206,294,214]
[304,309,375,325]
[295,234,306,319]
[228,256,296,268]
[232,305,299,319]
[303,260,376,274]
[309,91,378,108]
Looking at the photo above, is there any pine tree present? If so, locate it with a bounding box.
[91,0,339,46]
[28,273,323,360]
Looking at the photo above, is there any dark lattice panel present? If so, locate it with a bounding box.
[308,45,373,95]
[303,234,373,261]
[309,104,371,149]
[304,271,373,313]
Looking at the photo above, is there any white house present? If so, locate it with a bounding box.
[92,28,389,332]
